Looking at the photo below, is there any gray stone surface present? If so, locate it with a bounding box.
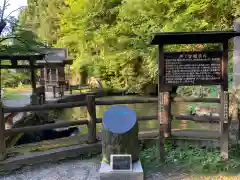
[0,157,177,180]
[0,158,101,180]
[99,160,143,180]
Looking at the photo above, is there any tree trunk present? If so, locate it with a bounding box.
[0,21,6,34]
[102,122,140,164]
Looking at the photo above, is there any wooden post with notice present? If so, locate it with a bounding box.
[220,41,229,160]
[151,31,240,161]
[157,44,169,161]
[86,95,97,143]
[0,101,6,160]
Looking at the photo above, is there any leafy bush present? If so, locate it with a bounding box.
[140,143,240,174]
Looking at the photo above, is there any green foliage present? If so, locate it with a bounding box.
[140,143,240,174]
[17,0,240,92]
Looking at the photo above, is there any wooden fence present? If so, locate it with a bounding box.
[3,86,46,131]
[0,94,237,161]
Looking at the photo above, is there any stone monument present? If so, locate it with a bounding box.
[99,105,144,180]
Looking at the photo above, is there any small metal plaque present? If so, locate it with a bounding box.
[110,154,132,171]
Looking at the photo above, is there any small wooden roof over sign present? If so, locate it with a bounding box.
[151,31,240,45]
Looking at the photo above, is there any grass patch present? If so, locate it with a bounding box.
[5,85,32,93]
[71,89,90,94]
[140,143,240,175]
[3,91,24,100]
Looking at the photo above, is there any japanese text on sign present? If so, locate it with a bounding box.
[163,51,223,86]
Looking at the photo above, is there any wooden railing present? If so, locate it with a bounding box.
[0,94,233,160]
[3,86,45,131]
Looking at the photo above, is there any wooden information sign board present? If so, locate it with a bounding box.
[163,51,222,86]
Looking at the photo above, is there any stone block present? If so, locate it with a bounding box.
[99,160,144,180]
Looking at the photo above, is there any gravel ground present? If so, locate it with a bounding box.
[1,157,239,180]
[0,157,188,180]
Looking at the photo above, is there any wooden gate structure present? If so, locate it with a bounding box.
[151,31,240,160]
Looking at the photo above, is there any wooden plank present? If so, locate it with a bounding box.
[0,54,44,60]
[3,101,87,113]
[172,97,220,103]
[3,97,158,113]
[95,98,157,105]
[171,129,219,139]
[0,64,66,69]
[5,120,88,136]
[174,115,219,122]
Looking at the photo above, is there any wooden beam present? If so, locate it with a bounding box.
[95,98,157,105]
[36,59,73,65]
[0,54,45,60]
[174,115,219,122]
[5,120,89,136]
[0,64,66,69]
[4,101,88,113]
[172,97,220,103]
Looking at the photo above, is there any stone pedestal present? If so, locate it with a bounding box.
[99,160,144,180]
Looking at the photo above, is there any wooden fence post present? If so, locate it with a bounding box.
[165,92,173,137]
[86,95,97,143]
[0,101,6,160]
[220,41,229,160]
[53,85,56,98]
[164,91,172,137]
[158,44,165,161]
[237,107,240,142]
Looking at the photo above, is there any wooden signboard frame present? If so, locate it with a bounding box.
[151,31,240,161]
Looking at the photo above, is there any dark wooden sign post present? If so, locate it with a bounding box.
[151,31,240,161]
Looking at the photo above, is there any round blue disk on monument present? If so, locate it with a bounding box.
[102,105,137,134]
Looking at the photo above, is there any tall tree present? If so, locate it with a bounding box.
[17,0,239,92]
